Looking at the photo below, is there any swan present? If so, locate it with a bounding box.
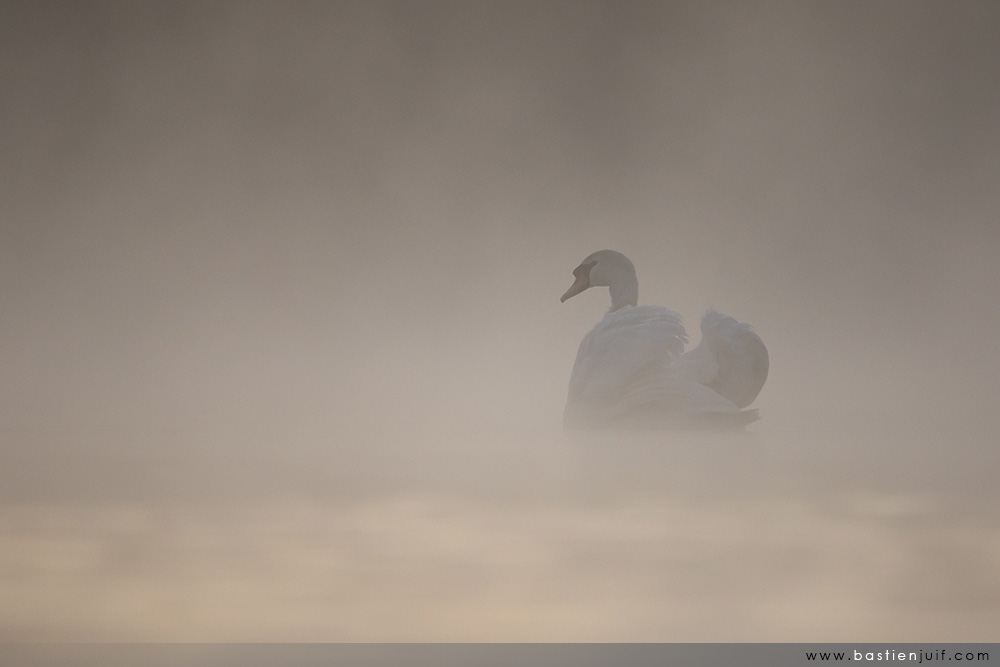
[560,250,768,430]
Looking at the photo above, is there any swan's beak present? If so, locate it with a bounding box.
[561,273,590,302]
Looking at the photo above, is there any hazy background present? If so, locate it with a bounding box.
[2,0,999,641]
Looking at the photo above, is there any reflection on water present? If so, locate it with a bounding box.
[2,416,998,641]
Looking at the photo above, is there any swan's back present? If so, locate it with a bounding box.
[564,307,767,430]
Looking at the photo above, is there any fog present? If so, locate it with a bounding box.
[2,1,999,641]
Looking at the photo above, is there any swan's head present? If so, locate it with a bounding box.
[561,250,638,309]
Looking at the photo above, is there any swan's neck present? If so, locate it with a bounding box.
[609,275,638,311]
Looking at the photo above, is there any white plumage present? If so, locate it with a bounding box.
[561,250,768,430]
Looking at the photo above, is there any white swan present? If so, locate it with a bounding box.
[561,250,768,430]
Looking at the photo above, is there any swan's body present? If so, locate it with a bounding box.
[561,250,768,430]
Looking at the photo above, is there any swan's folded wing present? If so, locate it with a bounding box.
[567,306,687,411]
[698,309,769,409]
[616,371,759,428]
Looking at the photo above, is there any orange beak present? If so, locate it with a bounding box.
[560,272,591,302]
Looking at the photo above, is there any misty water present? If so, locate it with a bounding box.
[3,1,1000,643]
[3,404,998,641]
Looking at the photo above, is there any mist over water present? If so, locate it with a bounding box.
[2,1,999,641]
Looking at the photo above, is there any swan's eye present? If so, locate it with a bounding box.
[574,261,597,278]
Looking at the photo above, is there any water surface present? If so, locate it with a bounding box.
[3,412,996,641]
